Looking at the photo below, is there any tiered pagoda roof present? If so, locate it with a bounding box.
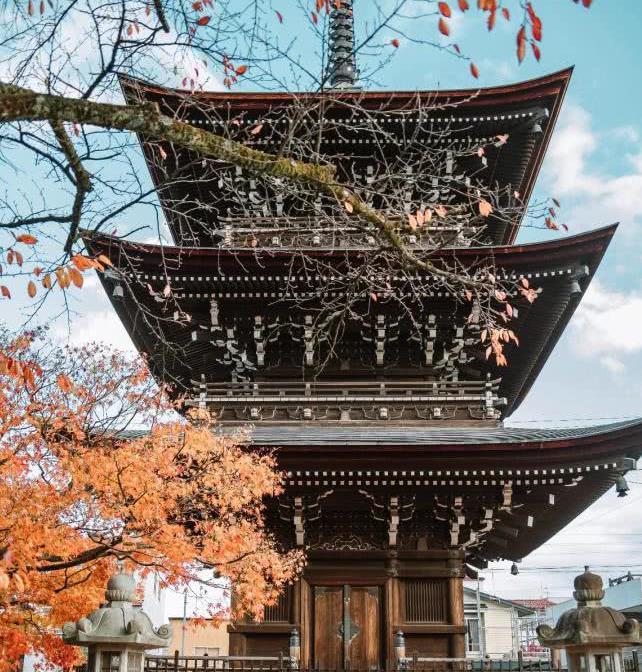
[120,68,572,247]
[90,69,642,566]
[87,223,614,423]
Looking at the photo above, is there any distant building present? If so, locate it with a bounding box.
[512,598,556,659]
[463,586,535,659]
[166,618,230,657]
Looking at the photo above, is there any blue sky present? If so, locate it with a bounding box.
[4,0,642,610]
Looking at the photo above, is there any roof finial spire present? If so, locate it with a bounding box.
[328,0,359,89]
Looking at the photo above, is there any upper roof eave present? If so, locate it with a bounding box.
[82,222,617,272]
[118,67,573,111]
[118,68,573,246]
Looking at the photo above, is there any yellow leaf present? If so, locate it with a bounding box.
[434,205,447,218]
[344,201,354,214]
[27,280,36,298]
[69,267,84,288]
[56,373,73,393]
[478,199,493,217]
[55,267,70,289]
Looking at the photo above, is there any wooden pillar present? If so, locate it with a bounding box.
[385,576,400,671]
[299,578,312,668]
[449,575,466,658]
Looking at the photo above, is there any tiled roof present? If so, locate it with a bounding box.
[244,419,642,446]
[512,598,557,612]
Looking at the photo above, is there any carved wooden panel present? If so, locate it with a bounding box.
[244,634,289,656]
[405,634,450,657]
[314,587,343,670]
[404,579,447,623]
[349,586,380,670]
[264,584,293,623]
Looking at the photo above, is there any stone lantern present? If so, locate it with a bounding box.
[537,567,640,672]
[62,570,172,672]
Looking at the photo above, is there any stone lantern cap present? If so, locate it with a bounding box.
[537,567,640,648]
[62,571,172,648]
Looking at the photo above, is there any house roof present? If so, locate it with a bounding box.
[464,585,537,616]
[511,598,557,612]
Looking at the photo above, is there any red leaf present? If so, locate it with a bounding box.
[531,42,541,61]
[275,10,283,22]
[438,17,450,35]
[311,11,318,23]
[15,234,37,245]
[530,9,542,41]
[27,0,34,15]
[1,286,10,299]
[27,280,36,298]
[516,25,526,63]
[235,65,248,75]
[391,38,400,48]
[196,15,210,25]
[39,0,44,13]
[501,7,510,20]
[470,62,479,78]
[438,2,451,17]
[582,0,591,6]
[457,0,469,10]
[192,1,202,9]
[487,10,496,30]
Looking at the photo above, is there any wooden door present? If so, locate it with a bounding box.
[314,587,343,670]
[313,585,381,670]
[348,586,380,670]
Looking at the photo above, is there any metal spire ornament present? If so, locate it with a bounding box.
[327,0,360,88]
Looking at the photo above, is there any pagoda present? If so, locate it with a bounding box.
[87,6,642,669]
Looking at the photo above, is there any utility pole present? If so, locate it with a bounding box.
[181,588,188,656]
[476,576,486,658]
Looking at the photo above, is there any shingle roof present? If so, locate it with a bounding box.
[242,419,642,446]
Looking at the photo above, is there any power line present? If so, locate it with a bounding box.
[506,415,641,425]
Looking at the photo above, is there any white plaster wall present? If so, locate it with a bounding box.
[484,606,518,658]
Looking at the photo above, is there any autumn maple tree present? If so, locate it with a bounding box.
[0,0,592,370]
[0,331,302,670]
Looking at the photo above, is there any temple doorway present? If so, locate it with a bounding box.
[313,585,381,670]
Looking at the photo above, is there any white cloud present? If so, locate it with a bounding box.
[544,104,642,228]
[52,308,136,352]
[571,280,642,372]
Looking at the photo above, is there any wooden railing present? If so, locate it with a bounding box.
[145,654,292,671]
[140,654,566,672]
